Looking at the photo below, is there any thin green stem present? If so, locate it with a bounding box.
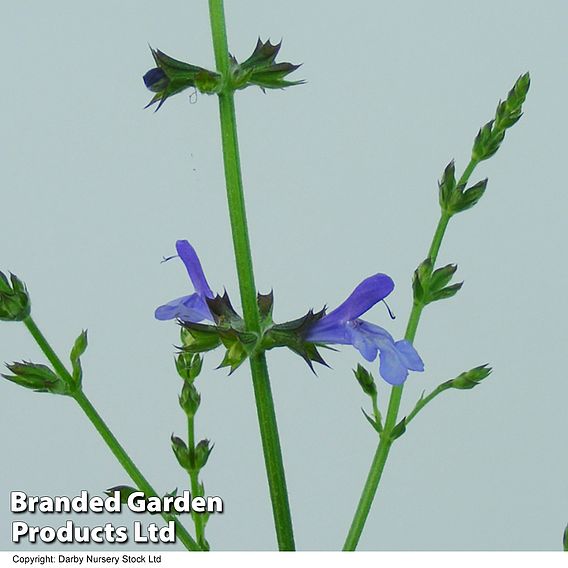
[23,316,74,383]
[207,0,295,550]
[344,158,480,551]
[74,391,200,551]
[23,316,200,552]
[187,416,205,546]
[371,392,382,431]
[405,382,452,426]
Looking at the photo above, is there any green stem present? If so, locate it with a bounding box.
[405,382,452,426]
[207,0,295,550]
[187,416,205,546]
[343,159,479,550]
[23,316,74,384]
[23,316,200,552]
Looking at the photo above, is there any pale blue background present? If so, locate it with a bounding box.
[1,0,567,551]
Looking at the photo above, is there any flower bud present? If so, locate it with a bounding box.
[354,364,377,397]
[143,48,221,111]
[0,271,31,322]
[2,361,67,394]
[194,439,213,471]
[171,435,191,470]
[230,39,303,92]
[176,352,203,382]
[451,365,492,390]
[179,382,201,418]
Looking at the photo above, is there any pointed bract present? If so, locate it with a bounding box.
[231,38,304,91]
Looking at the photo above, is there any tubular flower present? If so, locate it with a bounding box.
[305,274,424,385]
[155,240,214,323]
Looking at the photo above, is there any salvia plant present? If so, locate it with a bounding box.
[4,0,555,552]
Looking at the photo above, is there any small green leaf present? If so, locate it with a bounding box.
[429,282,463,302]
[391,418,407,441]
[70,330,88,387]
[429,264,458,292]
[361,408,382,434]
[563,523,568,552]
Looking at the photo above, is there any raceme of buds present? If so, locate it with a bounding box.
[472,73,530,162]
[0,271,31,322]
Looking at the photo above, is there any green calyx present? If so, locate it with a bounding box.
[438,160,488,215]
[171,435,213,474]
[448,365,492,390]
[177,291,329,375]
[143,39,303,110]
[230,38,304,92]
[0,271,31,322]
[412,258,463,307]
[144,47,222,110]
[259,308,329,372]
[2,361,70,395]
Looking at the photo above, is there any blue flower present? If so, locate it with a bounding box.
[155,240,214,323]
[306,274,424,385]
[143,68,169,93]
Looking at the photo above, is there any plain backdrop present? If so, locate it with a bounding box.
[1,0,567,551]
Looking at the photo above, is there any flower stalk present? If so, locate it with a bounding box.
[22,316,201,552]
[343,72,529,549]
[207,0,295,550]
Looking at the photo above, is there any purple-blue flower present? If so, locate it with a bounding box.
[155,240,214,323]
[306,274,424,385]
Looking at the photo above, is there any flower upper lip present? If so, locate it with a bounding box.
[154,240,214,323]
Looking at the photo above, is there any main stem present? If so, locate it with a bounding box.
[23,316,200,552]
[207,0,295,550]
